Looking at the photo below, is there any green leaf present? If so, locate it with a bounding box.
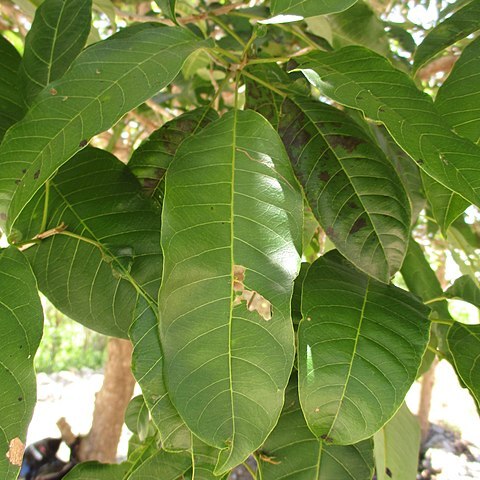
[0,35,24,143]
[0,248,43,480]
[192,435,228,480]
[0,25,212,234]
[271,0,358,17]
[297,47,480,210]
[298,250,430,444]
[258,375,374,480]
[25,147,162,338]
[328,0,389,56]
[413,0,480,73]
[447,322,480,410]
[279,96,411,282]
[446,275,480,308]
[19,0,92,106]
[64,462,129,479]
[129,107,218,204]
[374,403,420,480]
[159,110,303,474]
[125,395,150,442]
[130,299,191,452]
[155,0,177,23]
[436,36,480,144]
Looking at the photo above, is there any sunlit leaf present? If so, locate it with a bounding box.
[258,375,374,480]
[159,110,303,474]
[414,0,480,73]
[271,0,358,18]
[0,248,43,480]
[298,250,430,444]
[297,47,480,209]
[374,403,421,480]
[0,25,212,234]
[19,0,92,106]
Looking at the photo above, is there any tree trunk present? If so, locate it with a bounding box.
[78,338,135,463]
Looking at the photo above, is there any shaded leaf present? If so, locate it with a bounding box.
[129,107,218,204]
[0,35,24,143]
[192,435,228,480]
[0,248,43,480]
[20,0,92,106]
[446,275,480,308]
[413,0,480,73]
[0,25,213,234]
[125,395,150,442]
[297,47,480,209]
[374,403,421,480]
[155,0,177,23]
[130,299,191,451]
[279,96,411,282]
[159,110,303,474]
[298,250,430,444]
[447,322,480,410]
[25,148,162,338]
[271,0,358,17]
[258,375,374,480]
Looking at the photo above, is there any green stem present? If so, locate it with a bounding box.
[57,230,103,249]
[40,179,51,233]
[248,56,291,64]
[242,461,257,480]
[241,70,287,98]
[213,47,242,63]
[210,15,246,47]
[430,318,454,326]
[424,296,448,304]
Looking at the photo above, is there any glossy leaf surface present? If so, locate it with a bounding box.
[447,322,480,410]
[279,96,411,282]
[159,110,303,474]
[298,250,430,444]
[20,0,92,105]
[271,0,358,17]
[0,248,43,480]
[298,47,480,209]
[414,0,480,72]
[258,377,374,480]
[0,36,24,143]
[374,403,421,480]
[26,148,162,337]
[130,299,191,451]
[0,26,212,234]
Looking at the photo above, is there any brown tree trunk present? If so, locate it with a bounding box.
[418,358,439,442]
[78,338,135,463]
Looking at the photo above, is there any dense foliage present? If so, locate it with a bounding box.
[0,0,479,478]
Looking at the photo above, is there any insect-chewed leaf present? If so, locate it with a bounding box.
[258,376,374,480]
[129,107,218,203]
[0,248,43,480]
[374,403,421,480]
[0,36,24,143]
[0,25,213,234]
[159,109,303,474]
[279,96,411,283]
[25,147,162,338]
[19,0,92,105]
[270,0,358,17]
[447,322,480,410]
[413,0,480,73]
[130,299,191,451]
[298,250,430,445]
[297,47,480,210]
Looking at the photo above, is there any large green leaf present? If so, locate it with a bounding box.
[436,36,480,144]
[130,299,191,451]
[298,250,430,444]
[129,107,218,204]
[25,147,162,337]
[19,0,92,106]
[297,47,480,209]
[0,248,43,480]
[64,463,129,479]
[447,322,480,410]
[159,110,303,474]
[0,25,212,234]
[279,96,411,282]
[446,275,480,308]
[413,0,480,73]
[374,403,421,480]
[271,0,358,17]
[258,376,374,480]
[0,36,24,143]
